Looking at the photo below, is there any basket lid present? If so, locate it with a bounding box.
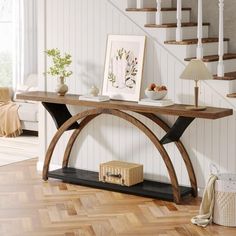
[101,160,142,169]
[217,173,236,181]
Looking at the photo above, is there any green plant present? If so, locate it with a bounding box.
[108,48,138,89]
[108,72,118,88]
[45,48,72,78]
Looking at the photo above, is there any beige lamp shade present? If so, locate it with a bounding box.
[180,59,213,81]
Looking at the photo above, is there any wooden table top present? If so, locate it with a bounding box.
[17,91,233,120]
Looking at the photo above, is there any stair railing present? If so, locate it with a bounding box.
[176,0,182,41]
[196,0,203,59]
[217,0,224,77]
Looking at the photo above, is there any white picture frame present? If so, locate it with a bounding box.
[102,35,146,102]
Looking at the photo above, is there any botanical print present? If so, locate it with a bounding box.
[107,41,140,95]
[108,48,138,91]
[103,35,145,101]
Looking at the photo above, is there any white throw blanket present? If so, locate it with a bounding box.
[0,87,22,137]
[191,174,218,227]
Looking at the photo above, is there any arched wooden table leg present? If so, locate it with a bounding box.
[43,109,104,181]
[62,114,100,168]
[104,109,180,203]
[62,111,197,198]
[138,113,197,197]
[175,142,197,197]
[43,108,181,203]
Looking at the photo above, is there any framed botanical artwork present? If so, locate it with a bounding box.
[102,35,146,101]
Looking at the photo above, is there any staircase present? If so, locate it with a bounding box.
[121,0,236,98]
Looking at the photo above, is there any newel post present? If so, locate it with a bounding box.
[196,0,203,59]
[217,0,224,77]
[176,0,182,42]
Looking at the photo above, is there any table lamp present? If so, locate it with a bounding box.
[180,59,213,111]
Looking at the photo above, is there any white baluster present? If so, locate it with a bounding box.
[127,0,136,8]
[176,0,182,42]
[137,0,144,8]
[196,0,203,59]
[217,0,224,77]
[156,0,162,25]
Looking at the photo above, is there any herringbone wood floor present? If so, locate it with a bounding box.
[0,159,236,236]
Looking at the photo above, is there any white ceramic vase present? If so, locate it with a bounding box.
[56,77,68,96]
[89,85,99,96]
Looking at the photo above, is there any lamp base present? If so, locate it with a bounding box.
[185,106,207,111]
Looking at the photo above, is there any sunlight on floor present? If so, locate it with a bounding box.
[0,133,39,166]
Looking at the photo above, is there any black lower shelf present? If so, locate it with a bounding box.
[48,168,193,201]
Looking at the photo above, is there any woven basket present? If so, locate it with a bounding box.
[99,160,143,186]
[213,174,236,227]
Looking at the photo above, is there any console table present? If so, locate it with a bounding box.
[17,91,233,203]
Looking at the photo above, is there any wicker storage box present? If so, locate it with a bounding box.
[213,174,236,227]
[99,161,143,186]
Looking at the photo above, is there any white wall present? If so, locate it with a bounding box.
[38,0,236,194]
[23,0,38,81]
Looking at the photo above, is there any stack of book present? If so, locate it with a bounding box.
[138,98,174,107]
[79,95,110,102]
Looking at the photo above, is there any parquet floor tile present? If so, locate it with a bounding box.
[0,159,236,236]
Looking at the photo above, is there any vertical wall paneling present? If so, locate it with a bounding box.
[37,0,47,166]
[37,0,236,194]
[228,115,236,173]
[23,0,38,81]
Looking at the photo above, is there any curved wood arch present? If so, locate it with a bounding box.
[62,114,100,168]
[138,113,197,197]
[43,108,180,202]
[42,108,104,180]
[62,111,197,197]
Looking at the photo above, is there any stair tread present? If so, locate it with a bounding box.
[185,53,236,62]
[214,71,236,81]
[126,7,191,12]
[145,22,210,28]
[165,37,230,45]
[227,93,236,98]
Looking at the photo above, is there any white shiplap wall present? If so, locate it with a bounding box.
[23,0,38,82]
[38,0,236,193]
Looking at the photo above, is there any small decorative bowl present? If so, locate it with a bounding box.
[145,89,167,100]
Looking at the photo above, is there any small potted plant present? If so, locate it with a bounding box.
[45,48,72,96]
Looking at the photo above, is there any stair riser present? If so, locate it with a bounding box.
[127,0,172,8]
[127,0,137,8]
[206,59,236,74]
[159,0,172,8]
[165,42,228,61]
[207,80,236,95]
[146,26,209,42]
[147,11,190,25]
[137,0,157,8]
[129,12,152,26]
